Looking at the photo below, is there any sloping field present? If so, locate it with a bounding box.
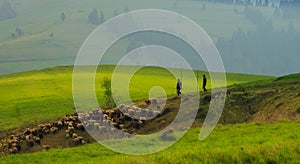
[0,65,274,131]
[1,121,300,163]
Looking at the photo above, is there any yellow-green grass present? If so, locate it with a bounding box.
[0,65,274,131]
[1,121,299,163]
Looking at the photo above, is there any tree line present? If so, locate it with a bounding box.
[216,8,300,75]
[88,7,129,25]
[0,0,16,21]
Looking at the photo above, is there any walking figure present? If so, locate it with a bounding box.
[202,75,207,92]
[176,79,182,96]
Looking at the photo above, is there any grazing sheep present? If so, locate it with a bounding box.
[137,120,144,126]
[10,135,15,140]
[37,127,43,134]
[11,143,18,148]
[9,147,18,154]
[118,104,125,110]
[50,127,58,134]
[25,134,33,141]
[128,109,135,117]
[141,108,147,116]
[31,128,38,136]
[153,111,161,117]
[139,117,147,121]
[38,124,44,129]
[15,144,21,152]
[93,123,100,130]
[66,129,74,136]
[111,122,119,128]
[76,123,85,131]
[145,98,157,106]
[45,123,52,129]
[9,136,20,145]
[119,124,125,129]
[1,101,162,155]
[41,145,50,151]
[68,122,74,128]
[99,126,106,132]
[44,129,50,135]
[165,129,174,135]
[67,127,74,134]
[124,133,132,138]
[102,120,110,126]
[38,133,44,139]
[156,106,161,110]
[121,129,128,133]
[72,136,85,145]
[160,133,176,141]
[146,111,154,118]
[65,133,70,139]
[57,121,63,129]
[103,114,109,120]
[124,114,132,121]
[72,133,78,139]
[23,128,31,136]
[26,140,34,147]
[85,123,93,130]
[34,137,41,145]
[145,99,150,105]
[72,138,81,145]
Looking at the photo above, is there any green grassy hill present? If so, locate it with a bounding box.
[1,66,300,163]
[1,121,300,163]
[0,65,273,131]
[133,72,300,134]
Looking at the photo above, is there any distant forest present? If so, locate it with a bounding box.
[122,6,300,75]
[0,0,16,21]
[216,7,300,75]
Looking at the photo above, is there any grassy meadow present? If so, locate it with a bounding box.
[1,121,299,163]
[0,65,274,131]
[1,0,300,162]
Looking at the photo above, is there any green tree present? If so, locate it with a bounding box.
[274,8,280,17]
[124,6,129,13]
[114,10,118,17]
[61,12,66,21]
[202,3,206,10]
[15,27,22,36]
[102,78,116,108]
[49,33,54,38]
[88,8,100,25]
[99,11,105,24]
[0,0,16,21]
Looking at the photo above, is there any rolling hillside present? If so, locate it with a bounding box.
[131,73,300,133]
[0,66,300,163]
[1,0,300,162]
[0,65,274,131]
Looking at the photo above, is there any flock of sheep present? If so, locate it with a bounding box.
[0,98,162,156]
[77,98,162,139]
[0,114,83,155]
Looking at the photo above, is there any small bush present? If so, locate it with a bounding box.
[101,78,116,109]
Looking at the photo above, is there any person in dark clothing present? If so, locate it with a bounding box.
[202,75,207,92]
[176,78,182,96]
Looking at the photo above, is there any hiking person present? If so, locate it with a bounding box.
[202,75,207,92]
[176,78,182,96]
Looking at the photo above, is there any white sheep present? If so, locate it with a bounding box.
[41,145,50,151]
[72,133,78,139]
[9,147,18,154]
